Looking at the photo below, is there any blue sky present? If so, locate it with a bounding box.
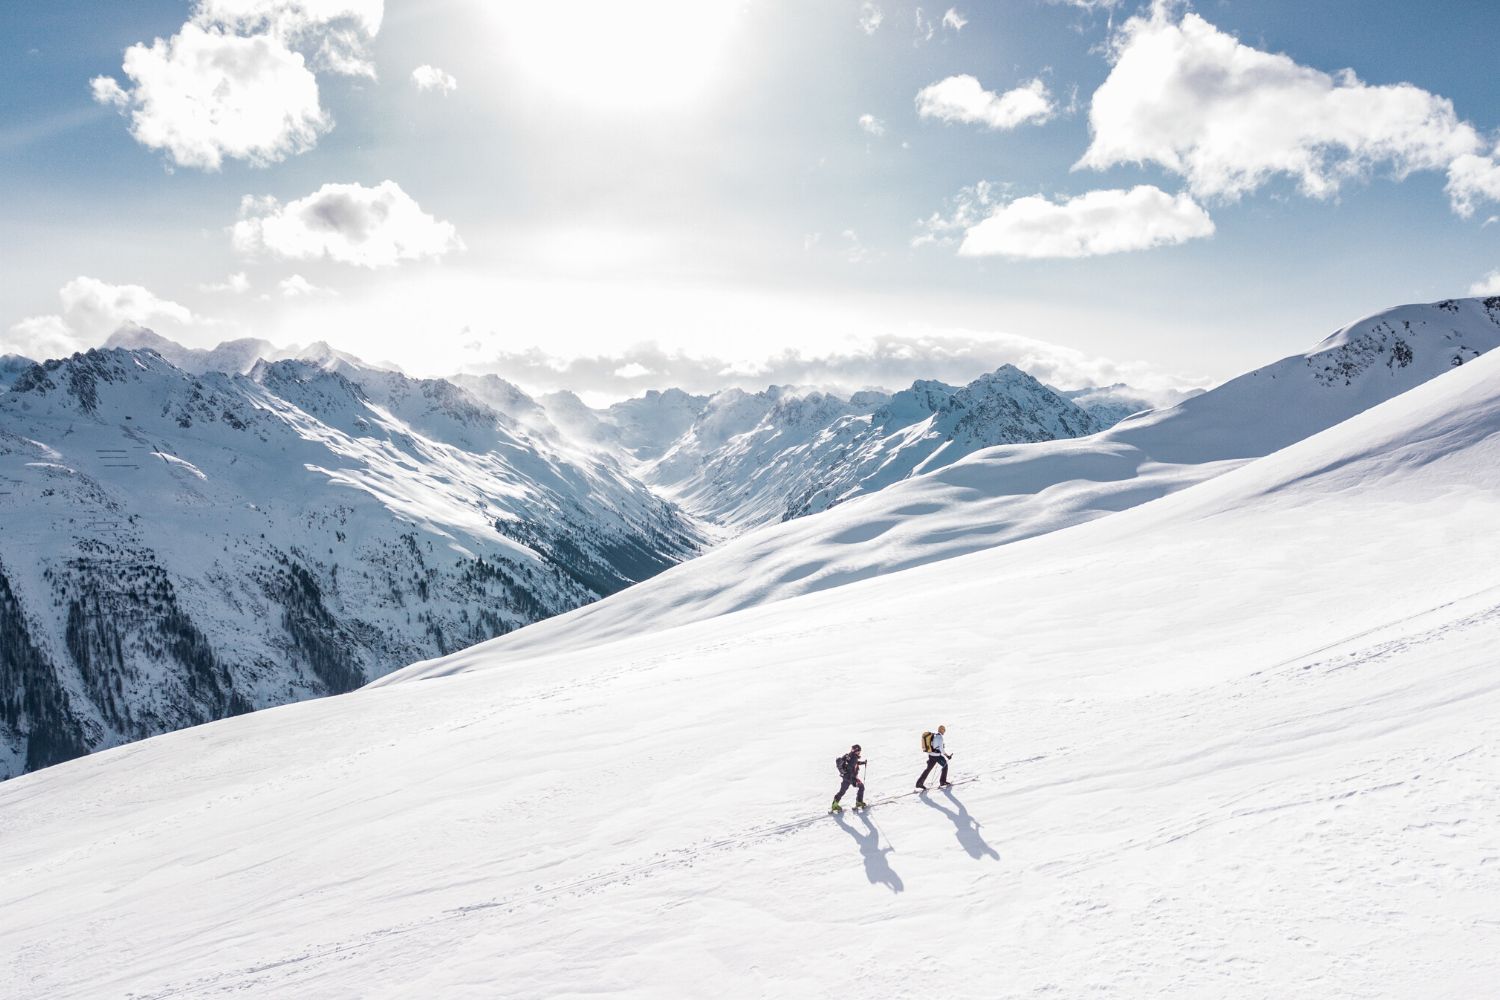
[2,0,1498,398]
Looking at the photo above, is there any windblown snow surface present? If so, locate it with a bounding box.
[4,318,1500,997]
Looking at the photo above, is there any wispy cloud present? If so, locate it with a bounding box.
[411,64,457,95]
[858,114,886,137]
[279,274,334,297]
[955,186,1215,259]
[201,271,251,294]
[461,331,1204,400]
[858,2,884,34]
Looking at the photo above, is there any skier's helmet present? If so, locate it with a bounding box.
[851,744,861,752]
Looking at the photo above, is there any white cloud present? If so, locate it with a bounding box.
[465,331,1203,400]
[91,25,327,170]
[191,0,382,75]
[942,8,967,31]
[1079,6,1483,202]
[858,2,884,34]
[858,114,886,137]
[201,271,252,294]
[1470,270,1500,296]
[90,1,382,169]
[279,274,334,296]
[7,278,197,360]
[954,185,1214,259]
[916,76,1054,130]
[1448,148,1500,218]
[232,180,464,268]
[914,179,1005,248]
[841,229,877,263]
[412,64,457,95]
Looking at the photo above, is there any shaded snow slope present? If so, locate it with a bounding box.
[0,348,703,778]
[6,327,1500,998]
[435,296,1500,664]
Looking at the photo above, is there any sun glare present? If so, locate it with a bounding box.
[491,0,743,111]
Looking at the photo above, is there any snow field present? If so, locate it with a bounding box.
[4,311,1500,996]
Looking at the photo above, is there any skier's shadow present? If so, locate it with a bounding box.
[832,811,904,893]
[922,788,1000,861]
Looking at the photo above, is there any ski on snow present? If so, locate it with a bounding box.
[829,777,978,812]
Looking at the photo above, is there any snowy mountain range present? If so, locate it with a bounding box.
[0,336,1129,777]
[641,367,1104,528]
[0,347,703,778]
[5,297,1500,998]
[423,296,1500,665]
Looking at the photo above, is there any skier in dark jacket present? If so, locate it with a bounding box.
[831,744,867,811]
[916,724,951,790]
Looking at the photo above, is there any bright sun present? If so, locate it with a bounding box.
[491,0,744,111]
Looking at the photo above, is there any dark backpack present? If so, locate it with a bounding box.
[834,752,854,778]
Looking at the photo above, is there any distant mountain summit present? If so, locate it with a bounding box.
[102,327,403,377]
[0,354,34,390]
[640,365,1102,529]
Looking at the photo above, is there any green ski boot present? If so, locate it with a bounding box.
[830,800,843,813]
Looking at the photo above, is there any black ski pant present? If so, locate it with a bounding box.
[834,774,865,805]
[917,754,949,787]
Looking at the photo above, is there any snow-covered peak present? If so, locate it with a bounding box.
[603,387,713,460]
[0,354,37,391]
[641,363,1101,529]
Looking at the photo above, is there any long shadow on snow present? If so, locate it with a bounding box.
[832,811,904,893]
[921,788,1000,861]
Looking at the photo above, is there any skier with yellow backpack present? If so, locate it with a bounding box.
[915,725,952,790]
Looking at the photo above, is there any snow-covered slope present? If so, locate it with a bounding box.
[0,348,703,778]
[453,296,1500,662]
[6,322,1500,998]
[645,366,1101,529]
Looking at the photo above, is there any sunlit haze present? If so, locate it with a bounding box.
[4,0,1499,399]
